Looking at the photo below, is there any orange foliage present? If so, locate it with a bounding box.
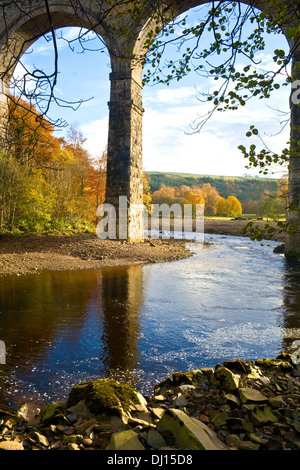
[7,95,61,165]
[150,182,242,217]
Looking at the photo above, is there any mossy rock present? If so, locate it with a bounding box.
[67,379,140,417]
[222,359,252,375]
[63,434,83,444]
[0,408,17,419]
[276,353,295,365]
[154,371,200,393]
[255,358,294,372]
[39,401,66,424]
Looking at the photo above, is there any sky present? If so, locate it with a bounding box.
[13,5,291,179]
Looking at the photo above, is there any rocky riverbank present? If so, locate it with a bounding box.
[1,354,299,451]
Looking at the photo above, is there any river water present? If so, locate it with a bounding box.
[0,233,299,407]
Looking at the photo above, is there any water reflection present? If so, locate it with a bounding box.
[100,265,144,387]
[0,235,299,408]
[280,260,300,352]
[0,265,144,407]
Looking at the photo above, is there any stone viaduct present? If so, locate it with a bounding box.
[0,0,299,258]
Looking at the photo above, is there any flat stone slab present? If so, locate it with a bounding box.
[157,408,227,450]
[239,387,268,404]
[0,440,24,450]
[110,430,145,451]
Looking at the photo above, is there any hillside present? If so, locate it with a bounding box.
[145,171,278,205]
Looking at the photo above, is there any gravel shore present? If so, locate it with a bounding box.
[0,219,285,277]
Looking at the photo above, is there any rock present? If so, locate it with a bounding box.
[82,437,93,447]
[214,366,240,392]
[223,359,252,375]
[127,416,156,428]
[255,358,294,373]
[268,396,285,409]
[209,411,228,427]
[32,431,50,447]
[131,410,154,425]
[174,394,189,408]
[66,411,77,423]
[63,434,83,444]
[176,385,196,393]
[285,431,300,450]
[110,430,145,450]
[225,434,241,448]
[16,403,39,424]
[199,414,210,424]
[247,433,268,447]
[239,440,260,451]
[248,405,279,425]
[157,408,226,450]
[67,443,81,450]
[67,379,143,420]
[0,440,24,450]
[226,418,254,433]
[150,407,165,420]
[152,395,167,402]
[75,418,97,435]
[273,244,284,254]
[239,387,268,404]
[201,368,214,380]
[146,429,166,449]
[38,401,66,424]
[222,393,240,408]
[155,372,194,393]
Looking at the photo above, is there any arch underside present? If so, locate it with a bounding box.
[0,1,120,81]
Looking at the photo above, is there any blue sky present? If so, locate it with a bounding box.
[13,6,291,178]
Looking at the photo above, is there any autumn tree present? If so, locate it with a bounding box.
[143,172,152,214]
[152,184,176,205]
[0,97,105,234]
[217,195,242,217]
[200,183,219,216]
[183,191,205,218]
[226,196,243,217]
[7,95,61,166]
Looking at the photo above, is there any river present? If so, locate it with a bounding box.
[0,233,299,408]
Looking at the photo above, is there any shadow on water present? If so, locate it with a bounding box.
[280,259,300,352]
[0,265,144,407]
[0,234,299,408]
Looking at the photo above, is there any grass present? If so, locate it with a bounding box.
[147,171,278,182]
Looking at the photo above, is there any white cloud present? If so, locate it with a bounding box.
[78,83,290,178]
[144,86,199,105]
[141,83,290,177]
[80,117,108,157]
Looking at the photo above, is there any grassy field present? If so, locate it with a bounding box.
[147,171,278,182]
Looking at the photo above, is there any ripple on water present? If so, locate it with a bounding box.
[0,234,299,406]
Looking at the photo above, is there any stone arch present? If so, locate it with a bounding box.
[133,0,300,258]
[0,1,117,86]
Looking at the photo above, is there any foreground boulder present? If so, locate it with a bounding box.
[157,408,226,450]
[66,378,147,422]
